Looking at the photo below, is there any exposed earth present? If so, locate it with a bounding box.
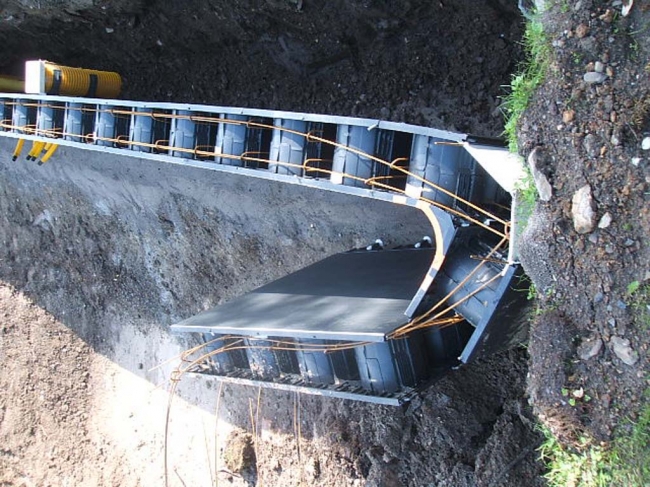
[0,0,647,486]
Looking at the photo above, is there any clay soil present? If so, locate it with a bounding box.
[0,0,646,486]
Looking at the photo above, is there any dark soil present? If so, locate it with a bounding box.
[0,0,523,135]
[518,0,650,445]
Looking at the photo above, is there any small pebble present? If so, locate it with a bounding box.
[575,23,590,38]
[593,292,604,303]
[598,212,612,229]
[105,27,114,34]
[605,243,615,254]
[642,137,650,150]
[616,300,627,310]
[624,238,635,247]
[631,157,641,166]
[594,61,605,73]
[563,109,575,123]
[584,72,607,84]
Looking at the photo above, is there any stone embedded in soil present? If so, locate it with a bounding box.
[583,72,607,84]
[575,23,590,38]
[622,0,634,17]
[562,109,575,123]
[641,137,650,150]
[594,61,605,73]
[610,336,639,366]
[571,184,596,234]
[578,336,603,360]
[597,212,612,229]
[583,134,600,158]
[527,147,553,202]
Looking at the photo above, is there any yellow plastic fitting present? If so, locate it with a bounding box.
[25,60,121,98]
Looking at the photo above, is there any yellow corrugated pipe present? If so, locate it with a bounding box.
[42,61,121,98]
[0,75,24,93]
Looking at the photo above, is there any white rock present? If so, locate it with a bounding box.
[105,27,114,34]
[622,0,634,17]
[598,212,612,229]
[641,137,650,150]
[594,61,605,73]
[571,185,596,234]
[527,147,553,202]
[610,336,639,365]
[631,157,641,166]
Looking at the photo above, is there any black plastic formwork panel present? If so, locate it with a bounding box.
[130,108,154,152]
[244,117,272,169]
[95,106,130,147]
[64,103,95,142]
[269,119,307,176]
[373,130,413,192]
[215,114,247,165]
[0,100,12,130]
[303,121,336,179]
[12,100,37,134]
[37,102,65,136]
[201,334,235,374]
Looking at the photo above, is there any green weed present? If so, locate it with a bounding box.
[502,20,551,153]
[539,396,650,487]
[627,281,650,328]
[514,169,537,233]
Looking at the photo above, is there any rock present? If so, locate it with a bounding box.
[575,23,589,38]
[571,184,596,234]
[598,212,612,228]
[631,157,641,166]
[610,336,639,365]
[577,336,603,360]
[641,137,650,150]
[562,109,575,123]
[622,0,634,17]
[583,72,607,84]
[527,147,553,202]
[105,27,114,34]
[583,133,599,157]
[594,61,605,73]
[599,9,615,22]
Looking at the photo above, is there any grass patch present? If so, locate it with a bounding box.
[627,281,650,328]
[514,170,537,232]
[539,394,650,487]
[502,20,552,153]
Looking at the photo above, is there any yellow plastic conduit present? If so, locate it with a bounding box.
[0,76,24,93]
[43,61,121,98]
